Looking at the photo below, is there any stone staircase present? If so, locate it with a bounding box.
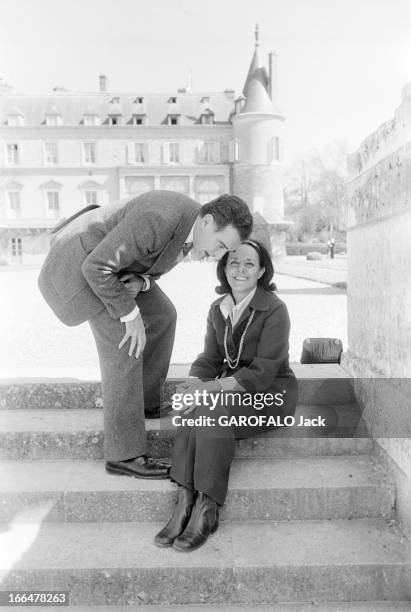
[0,365,410,609]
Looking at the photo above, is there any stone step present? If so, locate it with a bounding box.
[0,406,370,460]
[0,455,394,523]
[0,364,354,409]
[1,519,410,605]
[3,604,411,611]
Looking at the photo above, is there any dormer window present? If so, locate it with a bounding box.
[8,114,24,126]
[168,96,177,104]
[168,115,180,126]
[108,115,122,126]
[132,115,146,125]
[200,112,214,125]
[108,97,122,125]
[46,113,62,126]
[135,97,144,104]
[83,114,100,126]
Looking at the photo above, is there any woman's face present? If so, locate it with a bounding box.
[225,244,265,296]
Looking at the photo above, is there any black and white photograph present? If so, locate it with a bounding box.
[0,0,410,609]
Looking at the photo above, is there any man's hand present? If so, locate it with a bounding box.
[119,272,144,297]
[119,312,146,359]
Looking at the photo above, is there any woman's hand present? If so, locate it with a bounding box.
[175,378,221,415]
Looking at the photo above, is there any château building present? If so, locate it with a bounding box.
[0,27,288,264]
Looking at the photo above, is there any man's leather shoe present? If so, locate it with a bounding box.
[154,486,196,548]
[172,492,219,552]
[145,403,174,419]
[106,455,170,479]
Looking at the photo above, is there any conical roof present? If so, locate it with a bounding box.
[241,26,275,114]
[242,46,269,96]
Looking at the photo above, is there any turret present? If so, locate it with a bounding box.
[232,25,285,224]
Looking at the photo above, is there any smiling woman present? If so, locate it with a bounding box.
[154,239,298,552]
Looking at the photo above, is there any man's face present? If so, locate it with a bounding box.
[192,214,242,260]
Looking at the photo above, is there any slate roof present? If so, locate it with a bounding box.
[241,27,283,116]
[0,91,236,126]
[241,45,283,115]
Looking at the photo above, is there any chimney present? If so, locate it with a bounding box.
[99,75,107,92]
[268,52,279,102]
[234,95,245,114]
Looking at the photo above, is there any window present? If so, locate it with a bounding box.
[160,177,189,194]
[195,179,221,204]
[168,115,179,125]
[7,191,21,218]
[83,114,99,126]
[135,97,144,104]
[44,142,58,165]
[6,143,19,164]
[46,191,60,218]
[124,176,154,195]
[169,143,180,163]
[273,136,280,161]
[168,97,177,104]
[127,143,146,164]
[204,142,213,163]
[109,115,122,126]
[11,237,23,261]
[134,143,145,163]
[162,142,182,164]
[200,141,220,163]
[132,115,145,125]
[84,190,98,205]
[200,113,214,125]
[83,142,96,164]
[46,114,62,126]
[8,115,23,126]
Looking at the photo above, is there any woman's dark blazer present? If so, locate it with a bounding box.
[189,286,296,394]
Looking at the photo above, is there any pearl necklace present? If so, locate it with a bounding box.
[223,309,256,369]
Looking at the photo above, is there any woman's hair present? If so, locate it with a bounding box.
[215,239,277,295]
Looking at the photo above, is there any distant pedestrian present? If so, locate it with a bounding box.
[327,237,335,259]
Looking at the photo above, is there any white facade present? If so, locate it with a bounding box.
[0,29,286,263]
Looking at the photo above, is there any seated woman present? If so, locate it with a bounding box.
[154,239,298,552]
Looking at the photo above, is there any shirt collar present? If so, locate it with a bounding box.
[219,287,257,328]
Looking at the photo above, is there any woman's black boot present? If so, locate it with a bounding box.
[172,491,219,552]
[154,486,196,548]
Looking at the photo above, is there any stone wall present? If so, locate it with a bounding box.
[343,83,411,537]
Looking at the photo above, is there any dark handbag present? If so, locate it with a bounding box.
[300,337,343,364]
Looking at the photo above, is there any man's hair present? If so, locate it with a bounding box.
[199,194,253,240]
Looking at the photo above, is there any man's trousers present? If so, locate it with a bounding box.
[89,283,176,461]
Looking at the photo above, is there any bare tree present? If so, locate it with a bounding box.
[285,141,351,240]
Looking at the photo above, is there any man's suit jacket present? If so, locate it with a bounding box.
[189,286,295,392]
[38,190,200,326]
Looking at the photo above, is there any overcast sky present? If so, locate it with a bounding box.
[1,0,410,162]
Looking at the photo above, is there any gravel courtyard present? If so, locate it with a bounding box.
[0,261,347,379]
